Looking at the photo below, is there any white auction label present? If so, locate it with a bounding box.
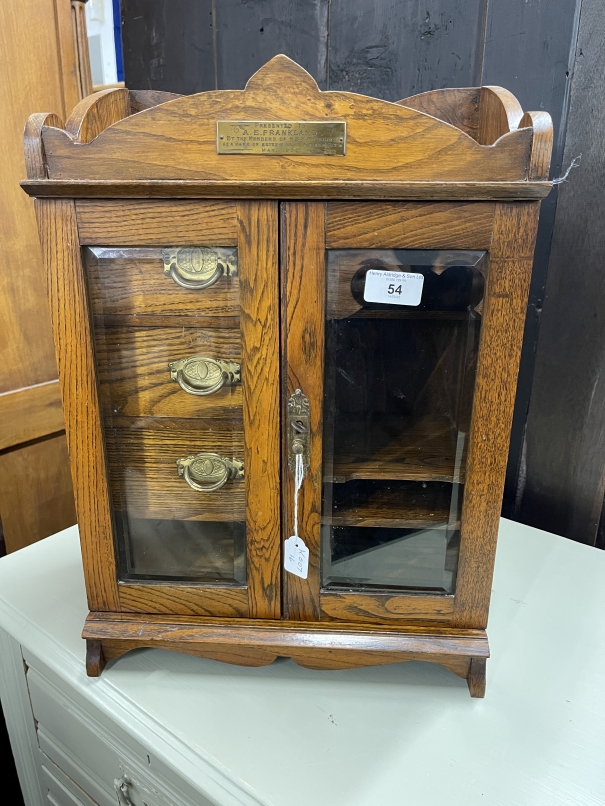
[363,269,424,306]
[284,536,309,579]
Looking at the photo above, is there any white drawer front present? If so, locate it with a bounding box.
[26,665,213,806]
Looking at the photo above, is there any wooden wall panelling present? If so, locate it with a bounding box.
[36,199,119,611]
[214,0,328,90]
[281,203,326,621]
[454,202,540,627]
[0,435,77,554]
[71,0,93,99]
[237,202,282,618]
[480,0,583,517]
[0,381,65,452]
[0,0,84,552]
[120,0,216,95]
[327,0,485,101]
[520,0,605,544]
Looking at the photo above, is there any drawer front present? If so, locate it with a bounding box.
[27,664,213,806]
[42,757,102,806]
[97,327,242,419]
[86,247,239,319]
[105,418,245,521]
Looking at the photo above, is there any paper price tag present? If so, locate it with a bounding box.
[284,536,309,579]
[364,270,424,306]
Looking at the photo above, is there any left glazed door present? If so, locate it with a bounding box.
[39,199,281,619]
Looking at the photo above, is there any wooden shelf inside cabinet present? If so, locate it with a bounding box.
[328,415,464,484]
[324,484,458,530]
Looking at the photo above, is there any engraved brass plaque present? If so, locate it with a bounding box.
[217,121,346,155]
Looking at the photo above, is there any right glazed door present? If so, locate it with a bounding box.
[281,200,495,625]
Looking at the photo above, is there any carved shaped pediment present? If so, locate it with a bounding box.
[24,55,552,190]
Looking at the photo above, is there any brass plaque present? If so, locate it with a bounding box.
[217,121,346,155]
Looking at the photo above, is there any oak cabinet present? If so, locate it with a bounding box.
[23,56,553,697]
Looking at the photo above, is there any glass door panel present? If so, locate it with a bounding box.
[321,249,486,595]
[85,245,246,586]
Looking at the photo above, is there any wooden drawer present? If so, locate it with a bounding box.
[85,248,239,320]
[105,417,245,521]
[96,326,242,418]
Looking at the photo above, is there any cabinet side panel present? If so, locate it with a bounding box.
[36,199,119,612]
[453,202,540,628]
[237,201,281,618]
[281,203,326,621]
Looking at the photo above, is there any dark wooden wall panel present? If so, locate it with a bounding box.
[120,0,215,94]
[479,0,582,517]
[328,0,484,101]
[520,0,605,544]
[215,0,328,90]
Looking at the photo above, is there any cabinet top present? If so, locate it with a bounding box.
[22,55,552,201]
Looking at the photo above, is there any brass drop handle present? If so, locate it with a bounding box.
[162,246,237,290]
[168,356,241,396]
[176,453,244,492]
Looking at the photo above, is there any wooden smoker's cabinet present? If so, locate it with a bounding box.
[23,56,553,697]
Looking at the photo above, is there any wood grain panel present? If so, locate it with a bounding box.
[326,201,495,249]
[237,201,281,619]
[398,88,481,141]
[76,200,238,245]
[104,418,245,521]
[85,248,239,318]
[84,612,489,668]
[36,199,119,611]
[95,327,242,419]
[0,434,76,553]
[22,179,552,201]
[330,415,462,483]
[40,57,534,183]
[65,88,131,143]
[281,202,326,621]
[320,592,454,624]
[454,203,540,628]
[118,584,249,618]
[0,380,64,451]
[324,483,452,529]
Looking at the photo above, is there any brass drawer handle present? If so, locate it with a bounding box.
[162,246,237,290]
[176,453,244,492]
[168,356,241,396]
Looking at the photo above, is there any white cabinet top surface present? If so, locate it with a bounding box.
[0,519,603,806]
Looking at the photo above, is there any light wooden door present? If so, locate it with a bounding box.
[39,199,281,619]
[281,200,534,629]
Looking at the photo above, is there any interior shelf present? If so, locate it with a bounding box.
[327,415,464,484]
[323,482,459,529]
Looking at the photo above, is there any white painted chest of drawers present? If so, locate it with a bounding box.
[0,524,603,806]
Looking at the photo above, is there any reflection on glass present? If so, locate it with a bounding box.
[84,246,246,585]
[321,249,486,594]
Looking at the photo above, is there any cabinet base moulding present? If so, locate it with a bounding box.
[83,613,489,697]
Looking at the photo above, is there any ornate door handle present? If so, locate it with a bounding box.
[162,246,237,290]
[168,356,241,396]
[176,453,244,492]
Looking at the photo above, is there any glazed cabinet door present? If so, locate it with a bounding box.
[281,200,532,628]
[38,199,281,619]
